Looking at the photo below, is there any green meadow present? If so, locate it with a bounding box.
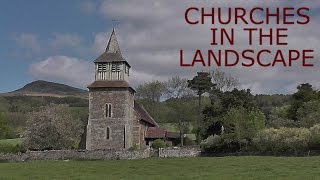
[0,157,319,179]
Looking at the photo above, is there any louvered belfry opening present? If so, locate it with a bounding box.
[94,29,130,82]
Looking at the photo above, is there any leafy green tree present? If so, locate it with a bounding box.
[288,83,318,120]
[253,94,291,119]
[166,98,193,146]
[24,104,83,150]
[0,113,11,139]
[164,76,195,145]
[202,88,257,139]
[310,124,320,150]
[296,101,320,128]
[219,89,256,110]
[221,107,265,149]
[267,106,298,128]
[188,72,214,143]
[136,80,165,120]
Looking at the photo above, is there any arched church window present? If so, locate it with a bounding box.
[105,104,112,117]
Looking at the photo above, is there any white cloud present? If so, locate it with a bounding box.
[26,1,320,94]
[14,33,41,53]
[93,0,320,94]
[29,56,94,88]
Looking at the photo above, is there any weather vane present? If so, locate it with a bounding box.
[112,19,119,30]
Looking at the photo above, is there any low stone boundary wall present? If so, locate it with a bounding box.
[158,147,201,158]
[0,147,203,162]
[0,148,150,162]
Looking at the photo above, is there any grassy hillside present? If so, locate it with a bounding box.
[0,157,319,179]
[0,95,88,139]
[2,80,87,98]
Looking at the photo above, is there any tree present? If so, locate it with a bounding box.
[219,89,255,110]
[164,76,195,145]
[288,83,318,120]
[165,76,193,99]
[188,72,214,143]
[296,101,320,128]
[221,107,265,149]
[24,104,83,150]
[135,80,165,120]
[267,106,298,128]
[0,113,10,139]
[166,98,193,146]
[211,69,239,92]
[202,88,257,139]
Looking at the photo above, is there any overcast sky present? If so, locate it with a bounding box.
[0,0,319,94]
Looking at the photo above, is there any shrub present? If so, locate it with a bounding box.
[201,135,221,152]
[183,136,195,146]
[151,139,166,149]
[200,134,242,153]
[24,104,83,150]
[0,143,25,154]
[165,141,172,147]
[221,107,265,142]
[128,144,140,151]
[296,101,320,128]
[253,127,310,154]
[309,124,320,150]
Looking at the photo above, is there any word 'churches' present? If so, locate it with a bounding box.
[86,29,178,150]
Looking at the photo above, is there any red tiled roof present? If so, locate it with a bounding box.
[145,127,166,138]
[134,101,158,127]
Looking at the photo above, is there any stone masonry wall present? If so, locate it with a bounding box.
[0,148,150,162]
[87,88,134,150]
[0,147,203,162]
[158,147,201,158]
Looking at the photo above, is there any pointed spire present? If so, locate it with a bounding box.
[94,28,128,64]
[105,29,122,55]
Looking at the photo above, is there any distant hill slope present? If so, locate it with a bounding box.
[2,80,88,98]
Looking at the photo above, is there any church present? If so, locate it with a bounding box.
[86,29,178,150]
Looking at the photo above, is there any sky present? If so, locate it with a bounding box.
[0,0,319,94]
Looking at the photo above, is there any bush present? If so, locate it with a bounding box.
[183,136,195,146]
[296,101,320,128]
[128,144,140,151]
[0,143,25,154]
[221,107,265,142]
[253,127,310,154]
[24,104,83,150]
[200,134,243,153]
[151,139,166,149]
[309,124,320,150]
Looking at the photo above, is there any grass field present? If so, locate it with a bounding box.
[0,138,23,146]
[0,157,319,179]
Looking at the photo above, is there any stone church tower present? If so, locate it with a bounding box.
[86,29,135,150]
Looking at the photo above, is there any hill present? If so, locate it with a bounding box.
[1,80,87,98]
